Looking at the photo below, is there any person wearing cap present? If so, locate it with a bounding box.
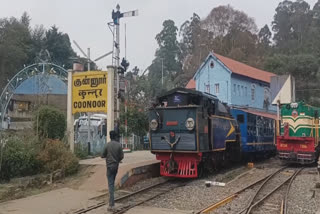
[101,130,124,211]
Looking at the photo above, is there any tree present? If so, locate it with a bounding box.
[0,13,78,92]
[30,25,46,62]
[34,105,66,140]
[272,0,313,52]
[179,13,201,60]
[258,25,272,47]
[202,5,258,37]
[120,104,148,137]
[44,26,76,68]
[0,13,32,91]
[178,4,263,80]
[148,20,182,97]
[264,53,319,104]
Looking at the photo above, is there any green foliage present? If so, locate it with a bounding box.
[0,135,79,181]
[0,136,42,181]
[177,5,265,87]
[0,12,78,92]
[44,26,76,68]
[0,13,33,91]
[120,104,148,137]
[265,53,320,104]
[265,54,318,79]
[34,105,66,140]
[74,144,88,160]
[258,25,272,47]
[148,19,182,98]
[37,139,79,175]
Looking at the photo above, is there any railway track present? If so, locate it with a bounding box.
[239,167,303,214]
[281,168,304,214]
[72,178,190,214]
[197,166,305,214]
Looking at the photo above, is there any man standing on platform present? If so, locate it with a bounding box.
[101,130,124,211]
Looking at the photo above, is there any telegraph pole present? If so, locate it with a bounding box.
[111,4,138,120]
[87,48,92,154]
[115,5,120,120]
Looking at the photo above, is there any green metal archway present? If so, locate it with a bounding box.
[0,63,68,129]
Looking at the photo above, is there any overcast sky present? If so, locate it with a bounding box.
[0,0,318,73]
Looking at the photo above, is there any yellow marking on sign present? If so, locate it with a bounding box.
[280,143,288,148]
[72,71,108,114]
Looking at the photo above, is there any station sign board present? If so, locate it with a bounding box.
[72,71,108,114]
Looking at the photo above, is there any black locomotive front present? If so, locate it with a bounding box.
[149,88,240,178]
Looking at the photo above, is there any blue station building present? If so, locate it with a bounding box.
[187,52,276,112]
[186,52,277,154]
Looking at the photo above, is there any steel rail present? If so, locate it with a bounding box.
[235,166,288,214]
[282,167,304,214]
[72,178,185,214]
[197,167,287,214]
[244,170,295,214]
[113,180,190,214]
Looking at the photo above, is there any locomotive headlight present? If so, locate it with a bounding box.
[185,118,195,130]
[150,119,158,131]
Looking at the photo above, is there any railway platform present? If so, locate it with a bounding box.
[0,151,159,214]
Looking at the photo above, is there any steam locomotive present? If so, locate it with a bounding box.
[149,88,276,178]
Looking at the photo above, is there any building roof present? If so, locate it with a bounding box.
[193,52,276,84]
[215,54,275,83]
[237,108,277,120]
[185,79,196,89]
[14,75,67,95]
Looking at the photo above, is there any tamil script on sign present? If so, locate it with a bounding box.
[72,71,108,114]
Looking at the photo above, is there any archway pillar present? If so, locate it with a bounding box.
[67,69,74,153]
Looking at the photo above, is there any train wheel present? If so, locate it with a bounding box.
[198,162,204,178]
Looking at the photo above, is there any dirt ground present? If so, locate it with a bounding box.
[0,151,157,214]
[0,164,95,203]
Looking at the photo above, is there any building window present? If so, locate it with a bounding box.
[241,86,244,96]
[206,84,210,93]
[215,84,220,94]
[237,114,244,123]
[233,84,236,95]
[245,87,247,96]
[238,85,240,96]
[251,84,256,101]
[210,61,214,68]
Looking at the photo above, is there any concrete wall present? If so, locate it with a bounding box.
[8,94,67,119]
[8,94,67,121]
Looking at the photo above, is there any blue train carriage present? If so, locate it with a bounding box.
[230,108,276,158]
[149,88,241,178]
